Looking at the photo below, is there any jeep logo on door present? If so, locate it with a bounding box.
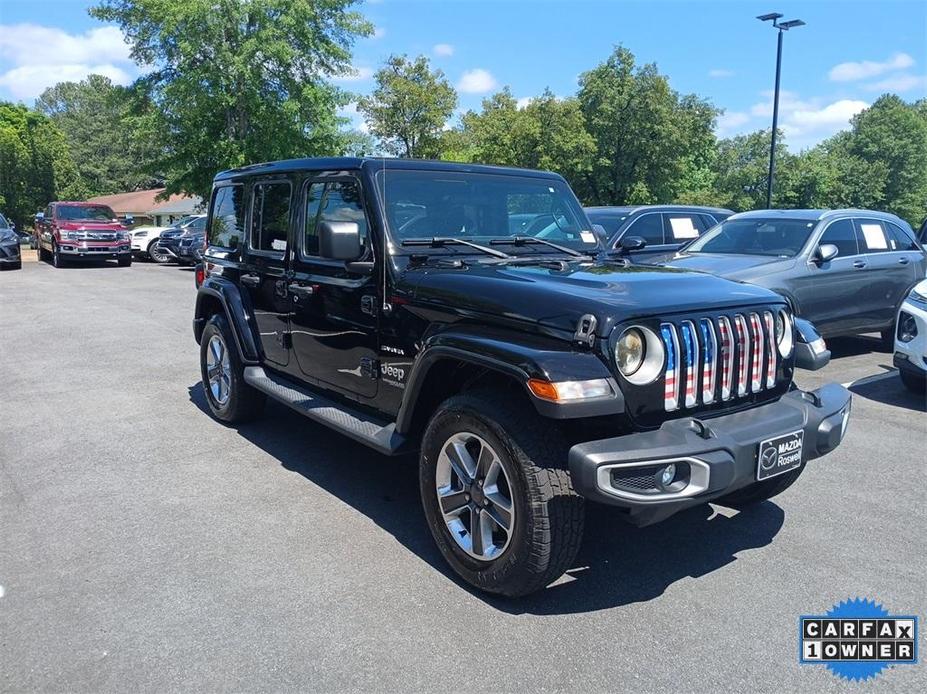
[380,363,406,388]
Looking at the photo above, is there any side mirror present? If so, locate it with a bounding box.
[618,235,647,255]
[318,220,362,261]
[814,243,839,264]
[591,224,608,243]
[35,212,44,221]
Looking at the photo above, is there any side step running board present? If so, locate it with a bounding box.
[243,366,410,456]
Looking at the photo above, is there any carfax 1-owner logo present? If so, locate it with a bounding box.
[799,598,919,681]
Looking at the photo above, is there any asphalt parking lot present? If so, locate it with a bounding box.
[1,258,925,693]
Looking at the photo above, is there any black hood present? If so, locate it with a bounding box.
[403,257,783,336]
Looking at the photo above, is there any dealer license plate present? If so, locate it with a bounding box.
[757,430,804,481]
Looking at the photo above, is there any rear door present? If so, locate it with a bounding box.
[288,175,379,399]
[854,218,914,329]
[662,212,709,255]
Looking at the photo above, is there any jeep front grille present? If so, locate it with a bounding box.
[661,310,781,412]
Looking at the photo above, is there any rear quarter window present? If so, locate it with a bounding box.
[208,185,245,249]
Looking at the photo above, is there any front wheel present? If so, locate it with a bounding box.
[199,313,265,423]
[51,242,65,268]
[420,389,584,597]
[715,464,806,508]
[147,241,171,264]
[118,254,132,267]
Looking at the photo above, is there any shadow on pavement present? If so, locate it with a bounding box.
[189,384,785,614]
[847,370,927,412]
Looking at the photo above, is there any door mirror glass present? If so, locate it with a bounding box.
[591,223,607,243]
[318,220,362,260]
[619,235,647,254]
[815,243,839,263]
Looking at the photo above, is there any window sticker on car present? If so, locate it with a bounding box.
[860,223,888,250]
[580,231,596,243]
[669,217,699,239]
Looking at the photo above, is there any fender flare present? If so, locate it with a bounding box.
[193,277,261,364]
[395,327,623,433]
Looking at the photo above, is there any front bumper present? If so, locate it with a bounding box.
[893,298,927,376]
[568,383,852,526]
[0,244,21,262]
[59,243,131,257]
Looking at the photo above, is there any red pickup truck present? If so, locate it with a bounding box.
[36,202,133,268]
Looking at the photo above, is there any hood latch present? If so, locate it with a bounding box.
[573,314,597,347]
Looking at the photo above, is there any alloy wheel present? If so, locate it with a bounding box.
[149,243,170,263]
[435,432,515,561]
[205,334,232,405]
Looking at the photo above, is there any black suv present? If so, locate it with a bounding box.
[193,158,851,597]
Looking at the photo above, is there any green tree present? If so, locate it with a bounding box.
[576,46,718,205]
[0,103,84,228]
[357,55,457,158]
[710,129,793,211]
[36,74,160,195]
[91,0,371,198]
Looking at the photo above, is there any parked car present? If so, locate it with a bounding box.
[176,231,206,265]
[35,202,132,268]
[894,279,927,393]
[661,209,926,344]
[917,217,926,246]
[156,214,207,263]
[130,225,171,263]
[584,205,734,262]
[192,157,851,597]
[0,213,22,270]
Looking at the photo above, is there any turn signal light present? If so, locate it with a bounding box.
[527,378,612,402]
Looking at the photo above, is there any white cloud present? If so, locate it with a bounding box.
[457,68,497,94]
[516,96,532,110]
[708,68,734,78]
[716,111,750,136]
[333,66,374,83]
[373,27,386,39]
[433,43,454,57]
[338,102,368,133]
[828,52,914,82]
[0,23,137,100]
[864,73,927,92]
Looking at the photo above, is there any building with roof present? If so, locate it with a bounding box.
[86,188,203,227]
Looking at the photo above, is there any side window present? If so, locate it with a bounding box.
[249,181,291,253]
[856,219,890,253]
[302,182,326,256]
[818,219,858,258]
[304,179,368,258]
[664,213,705,242]
[886,222,918,251]
[45,205,53,219]
[208,185,245,249]
[624,213,664,246]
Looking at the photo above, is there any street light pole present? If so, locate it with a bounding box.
[757,13,805,209]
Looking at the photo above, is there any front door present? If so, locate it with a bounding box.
[236,179,292,367]
[288,176,379,399]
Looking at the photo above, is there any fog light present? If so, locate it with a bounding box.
[658,463,676,488]
[898,312,917,343]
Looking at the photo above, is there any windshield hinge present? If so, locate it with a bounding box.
[574,314,597,347]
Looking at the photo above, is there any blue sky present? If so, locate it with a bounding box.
[1,0,925,150]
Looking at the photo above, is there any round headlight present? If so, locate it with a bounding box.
[615,328,645,376]
[776,309,794,357]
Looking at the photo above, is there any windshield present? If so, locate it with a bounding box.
[685,217,816,257]
[0,213,9,229]
[57,205,117,222]
[375,170,598,253]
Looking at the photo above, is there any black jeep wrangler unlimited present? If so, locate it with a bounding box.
[193,158,851,597]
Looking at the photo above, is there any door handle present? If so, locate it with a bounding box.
[240,274,260,288]
[853,260,867,269]
[287,283,315,300]
[898,257,910,265]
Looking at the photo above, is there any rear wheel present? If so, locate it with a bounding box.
[199,313,265,423]
[716,464,806,508]
[420,389,584,597]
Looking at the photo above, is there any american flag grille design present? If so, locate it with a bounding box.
[661,310,782,412]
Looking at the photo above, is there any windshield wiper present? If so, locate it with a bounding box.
[400,237,511,258]
[487,236,585,257]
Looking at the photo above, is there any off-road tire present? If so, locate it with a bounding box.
[899,369,927,395]
[420,389,584,597]
[715,463,806,508]
[199,313,266,423]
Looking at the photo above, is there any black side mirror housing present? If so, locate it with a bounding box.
[794,317,831,370]
[618,235,647,255]
[318,221,362,261]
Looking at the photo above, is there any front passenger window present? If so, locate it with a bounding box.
[623,214,663,246]
[818,219,857,258]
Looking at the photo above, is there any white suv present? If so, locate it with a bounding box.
[894,279,927,393]
[130,225,171,262]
